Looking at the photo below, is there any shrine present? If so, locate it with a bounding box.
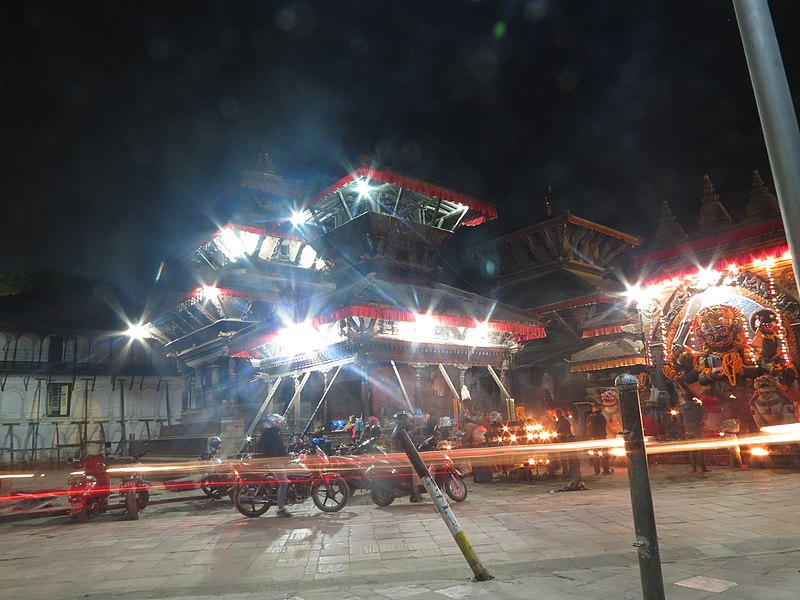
[629,171,800,434]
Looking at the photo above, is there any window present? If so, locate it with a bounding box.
[47,383,72,417]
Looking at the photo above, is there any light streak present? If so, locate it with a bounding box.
[0,473,39,479]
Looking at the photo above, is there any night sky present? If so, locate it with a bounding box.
[3,1,799,300]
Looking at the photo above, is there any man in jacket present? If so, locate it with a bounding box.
[587,404,613,475]
[257,414,292,517]
[680,395,710,473]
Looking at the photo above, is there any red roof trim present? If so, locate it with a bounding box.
[633,218,785,268]
[307,168,498,221]
[232,304,545,354]
[534,294,623,314]
[582,325,623,339]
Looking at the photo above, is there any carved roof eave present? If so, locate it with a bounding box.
[531,293,624,315]
[252,339,511,378]
[465,212,642,256]
[493,260,610,291]
[306,167,498,226]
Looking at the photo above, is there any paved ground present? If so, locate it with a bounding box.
[1,462,799,600]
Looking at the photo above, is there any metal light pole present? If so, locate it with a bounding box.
[734,0,800,297]
[615,373,665,600]
[394,427,492,582]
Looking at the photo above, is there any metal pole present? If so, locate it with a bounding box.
[615,373,665,600]
[390,360,415,413]
[437,363,465,418]
[244,376,283,441]
[394,427,492,582]
[302,366,342,436]
[734,0,800,297]
[282,371,312,427]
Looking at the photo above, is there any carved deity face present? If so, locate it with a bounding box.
[600,388,619,409]
[751,309,778,336]
[694,306,742,353]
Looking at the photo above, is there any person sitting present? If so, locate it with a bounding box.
[359,416,382,443]
[341,415,358,440]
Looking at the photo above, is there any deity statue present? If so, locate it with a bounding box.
[691,305,763,430]
[600,388,622,439]
[750,375,797,428]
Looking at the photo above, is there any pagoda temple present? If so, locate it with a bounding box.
[144,161,545,450]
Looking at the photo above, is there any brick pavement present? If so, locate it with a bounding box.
[1,463,799,599]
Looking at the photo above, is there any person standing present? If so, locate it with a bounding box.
[587,404,613,475]
[680,396,710,473]
[257,414,292,517]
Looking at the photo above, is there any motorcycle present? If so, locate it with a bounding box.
[333,436,387,496]
[198,436,239,500]
[67,443,151,522]
[231,448,350,517]
[365,434,468,506]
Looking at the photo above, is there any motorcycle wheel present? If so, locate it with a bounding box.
[232,479,271,518]
[443,474,468,502]
[370,486,395,506]
[126,491,140,520]
[200,476,226,499]
[75,506,90,523]
[312,474,349,512]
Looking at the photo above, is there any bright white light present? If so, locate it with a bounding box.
[696,267,721,288]
[298,245,318,269]
[465,321,490,346]
[625,283,658,307]
[199,285,220,301]
[413,313,438,342]
[355,178,373,198]
[216,228,247,261]
[290,211,307,227]
[274,320,344,356]
[125,323,149,340]
[609,447,627,457]
[760,423,800,434]
[749,447,769,456]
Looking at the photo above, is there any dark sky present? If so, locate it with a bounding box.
[3,1,799,300]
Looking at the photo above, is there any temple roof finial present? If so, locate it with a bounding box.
[696,174,732,229]
[743,169,780,222]
[256,137,277,175]
[654,200,687,243]
[544,185,553,218]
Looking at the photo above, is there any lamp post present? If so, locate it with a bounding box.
[734,0,800,298]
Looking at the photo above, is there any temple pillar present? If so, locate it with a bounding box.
[209,364,220,404]
[501,360,515,421]
[320,369,330,428]
[360,367,373,418]
[293,374,302,430]
[412,364,426,413]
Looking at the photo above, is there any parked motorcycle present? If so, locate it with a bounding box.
[67,443,151,522]
[365,435,468,506]
[231,449,349,517]
[198,436,238,499]
[332,436,387,496]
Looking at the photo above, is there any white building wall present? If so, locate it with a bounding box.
[0,331,183,467]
